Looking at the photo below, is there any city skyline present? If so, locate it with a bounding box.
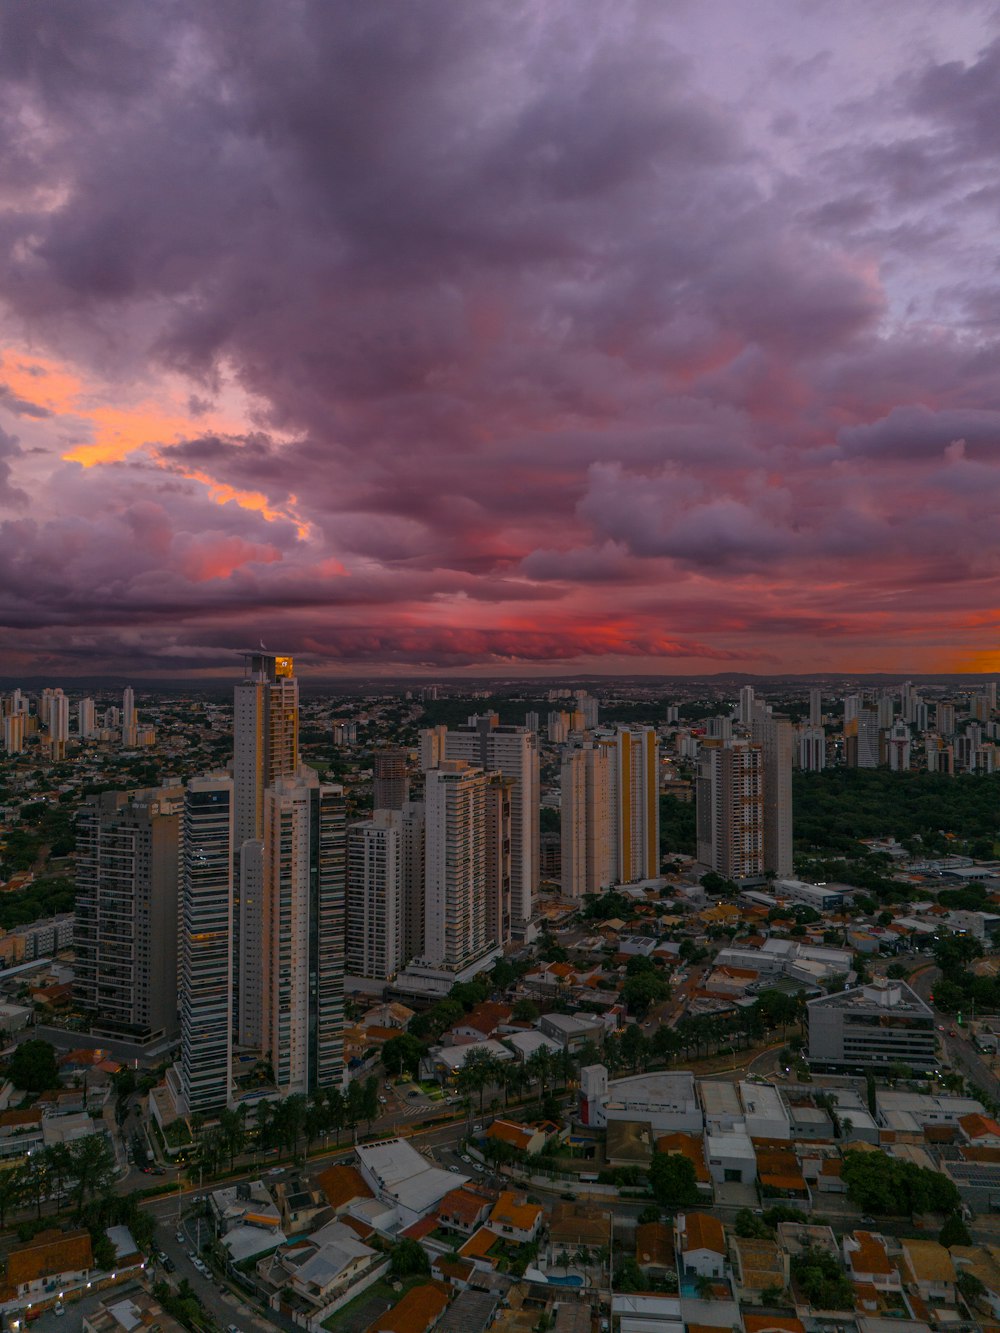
[3,4,1000,678]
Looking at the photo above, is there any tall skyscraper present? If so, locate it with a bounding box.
[846,708,879,768]
[936,702,956,737]
[614,725,660,884]
[877,694,895,730]
[74,787,183,1041]
[261,770,346,1094]
[179,774,233,1114]
[560,743,615,898]
[738,684,755,726]
[752,715,794,878]
[421,761,510,970]
[347,812,404,981]
[808,688,822,728]
[399,802,426,965]
[419,724,447,772]
[234,652,298,1047]
[49,689,69,760]
[372,748,409,811]
[122,686,136,748]
[843,694,860,725]
[442,718,539,927]
[78,697,95,739]
[696,739,764,881]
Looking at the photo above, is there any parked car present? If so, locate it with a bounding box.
[267,1167,285,1176]
[176,1231,185,1244]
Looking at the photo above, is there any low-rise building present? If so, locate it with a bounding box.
[901,1239,956,1304]
[486,1192,542,1243]
[705,1128,755,1184]
[808,981,937,1073]
[1,1228,93,1309]
[635,1222,675,1279]
[675,1212,727,1279]
[843,1231,901,1293]
[365,1279,450,1333]
[580,1065,702,1133]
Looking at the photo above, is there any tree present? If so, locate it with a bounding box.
[391,1237,430,1277]
[734,1209,771,1238]
[939,1213,972,1248]
[67,1134,117,1215]
[649,1152,699,1207]
[512,999,540,1022]
[621,972,668,1017]
[637,1203,661,1224]
[841,1148,960,1218]
[8,1039,59,1092]
[957,1271,986,1303]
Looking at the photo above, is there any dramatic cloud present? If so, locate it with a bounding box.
[1,0,1000,675]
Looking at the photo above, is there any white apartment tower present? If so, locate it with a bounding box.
[797,726,826,772]
[696,739,764,881]
[78,697,95,739]
[234,652,299,1047]
[441,718,539,927]
[3,713,24,755]
[752,715,794,878]
[179,774,233,1113]
[422,761,510,970]
[260,771,347,1095]
[347,812,404,981]
[808,688,822,728]
[738,685,756,726]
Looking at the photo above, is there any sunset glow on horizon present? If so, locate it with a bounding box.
[3,2,1000,678]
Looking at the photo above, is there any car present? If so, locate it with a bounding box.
[163,1258,175,1274]
[54,1303,65,1317]
[949,1029,958,1037]
[227,1325,244,1333]
[449,1165,459,1172]
[473,1164,485,1173]
[268,1167,285,1176]
[157,1251,169,1264]
[861,1214,876,1224]
[460,1154,471,1163]
[176,1231,185,1244]
[378,1097,387,1105]
[473,1123,483,1131]
[408,1091,420,1099]
[187,1250,199,1263]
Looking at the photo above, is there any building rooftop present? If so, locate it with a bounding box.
[808,980,932,1016]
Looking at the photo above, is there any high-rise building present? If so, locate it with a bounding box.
[877,694,895,730]
[547,711,570,744]
[885,719,911,771]
[808,688,822,728]
[696,739,763,881]
[575,692,600,729]
[419,724,448,773]
[925,735,954,775]
[78,698,95,739]
[752,715,793,878]
[399,802,426,965]
[179,774,233,1114]
[372,748,409,811]
[421,761,510,971]
[845,709,879,768]
[261,771,346,1095]
[614,726,660,884]
[706,715,733,741]
[560,743,615,898]
[234,652,298,1048]
[843,694,860,725]
[49,689,69,760]
[3,713,24,755]
[38,687,55,731]
[347,812,404,981]
[738,685,755,726]
[442,718,539,927]
[74,787,183,1042]
[797,726,826,772]
[935,702,955,736]
[122,686,136,748]
[525,711,540,733]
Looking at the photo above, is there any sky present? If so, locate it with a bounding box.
[3,1,1000,679]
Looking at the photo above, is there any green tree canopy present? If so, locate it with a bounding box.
[8,1039,59,1092]
[649,1152,700,1207]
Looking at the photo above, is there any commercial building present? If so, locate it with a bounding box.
[179,773,233,1113]
[74,786,183,1043]
[579,1066,703,1133]
[807,980,937,1072]
[261,770,347,1094]
[234,651,299,1047]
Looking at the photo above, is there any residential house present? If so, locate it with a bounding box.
[675,1212,727,1279]
[365,1281,450,1333]
[901,1239,956,1304]
[843,1232,901,1294]
[958,1112,1000,1148]
[485,1119,546,1156]
[317,1164,374,1214]
[448,1003,513,1042]
[0,1108,43,1160]
[486,1192,542,1244]
[952,1245,1000,1318]
[635,1222,675,1279]
[606,1119,653,1168]
[731,1237,788,1297]
[257,1219,378,1312]
[1,1228,93,1307]
[437,1188,491,1236]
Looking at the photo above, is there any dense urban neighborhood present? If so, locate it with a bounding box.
[1,674,1000,1333]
